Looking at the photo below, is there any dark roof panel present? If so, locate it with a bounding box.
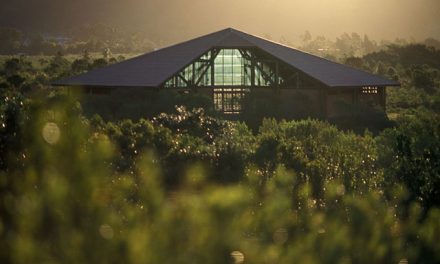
[53,29,229,87]
[234,30,399,87]
[215,32,255,47]
[53,28,399,88]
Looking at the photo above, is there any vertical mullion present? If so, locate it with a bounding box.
[211,49,215,87]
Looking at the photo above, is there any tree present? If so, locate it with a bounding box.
[3,58,21,77]
[411,66,436,93]
[44,51,71,78]
[6,75,26,89]
[71,58,90,75]
[335,32,354,57]
[424,38,440,50]
[301,30,312,43]
[0,27,22,54]
[90,58,108,70]
[102,48,111,61]
[377,110,440,213]
[27,33,46,55]
[362,34,377,54]
[344,57,364,69]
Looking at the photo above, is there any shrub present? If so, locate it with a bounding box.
[377,109,440,213]
[1,96,439,263]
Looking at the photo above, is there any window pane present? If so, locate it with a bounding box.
[165,48,280,88]
[224,76,233,85]
[223,56,232,65]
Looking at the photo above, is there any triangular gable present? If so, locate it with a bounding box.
[53,28,399,88]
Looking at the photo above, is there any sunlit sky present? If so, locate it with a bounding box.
[1,0,439,43]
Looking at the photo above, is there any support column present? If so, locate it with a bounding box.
[250,51,256,87]
[275,62,280,95]
[321,87,328,118]
[381,86,386,112]
[353,88,360,117]
[211,49,215,87]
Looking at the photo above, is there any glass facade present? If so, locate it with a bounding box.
[164,48,282,88]
[163,48,285,114]
[164,53,212,88]
[214,49,251,86]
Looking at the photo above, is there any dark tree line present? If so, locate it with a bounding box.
[0,25,155,55]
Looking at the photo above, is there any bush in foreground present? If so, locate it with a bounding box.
[0,97,439,263]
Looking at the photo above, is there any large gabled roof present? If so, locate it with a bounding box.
[53,28,399,88]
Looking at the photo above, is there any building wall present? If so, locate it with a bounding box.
[83,85,386,120]
[326,87,386,117]
[279,88,321,114]
[327,90,354,117]
[231,87,323,119]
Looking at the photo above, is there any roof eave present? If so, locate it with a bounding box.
[51,83,159,89]
[329,83,401,88]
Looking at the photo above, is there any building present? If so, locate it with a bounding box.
[53,28,399,118]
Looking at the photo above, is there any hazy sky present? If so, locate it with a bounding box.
[1,0,439,43]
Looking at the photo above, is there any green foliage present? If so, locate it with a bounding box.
[377,110,440,212]
[363,44,440,70]
[0,28,23,54]
[1,97,117,263]
[411,65,437,93]
[0,57,40,92]
[360,44,440,116]
[43,52,71,79]
[154,106,224,144]
[0,97,440,263]
[299,31,382,58]
[0,25,154,56]
[255,118,380,201]
[101,118,172,173]
[89,106,254,187]
[0,90,26,171]
[1,98,440,263]
[71,50,111,76]
[0,52,130,96]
